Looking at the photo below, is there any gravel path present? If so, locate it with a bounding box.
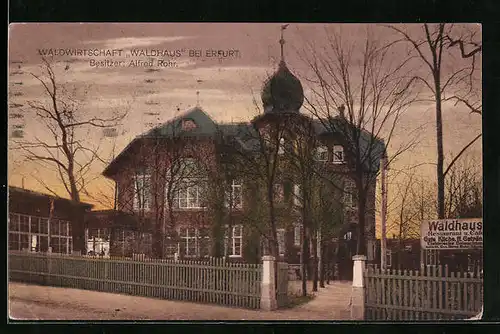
[9,282,353,321]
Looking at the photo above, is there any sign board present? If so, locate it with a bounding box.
[421,218,482,250]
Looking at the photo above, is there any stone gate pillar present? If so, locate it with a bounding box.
[260,255,277,311]
[350,255,366,320]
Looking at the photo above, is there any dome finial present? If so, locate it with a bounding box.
[280,24,289,62]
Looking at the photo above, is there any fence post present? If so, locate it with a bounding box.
[260,255,277,311]
[350,255,366,320]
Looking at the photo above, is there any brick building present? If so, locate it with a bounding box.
[99,48,385,278]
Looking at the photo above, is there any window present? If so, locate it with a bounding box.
[182,119,197,131]
[333,145,344,163]
[344,231,352,240]
[20,234,29,251]
[30,235,37,252]
[278,138,285,155]
[164,236,179,257]
[40,218,48,234]
[60,221,68,236]
[225,225,243,257]
[294,224,302,246]
[343,181,357,209]
[139,233,152,255]
[133,173,151,211]
[225,180,243,209]
[180,227,198,257]
[40,236,48,252]
[277,229,286,256]
[173,181,207,209]
[9,212,70,254]
[20,215,29,232]
[198,228,211,258]
[50,219,60,235]
[9,233,19,250]
[165,228,210,258]
[293,184,302,207]
[31,217,40,234]
[315,146,328,162]
[273,183,284,204]
[9,213,19,231]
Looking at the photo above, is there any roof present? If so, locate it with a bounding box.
[261,60,304,113]
[8,186,93,208]
[312,118,386,172]
[104,107,227,177]
[85,210,149,230]
[141,107,219,138]
[102,107,386,177]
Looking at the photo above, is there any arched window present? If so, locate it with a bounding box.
[182,119,197,131]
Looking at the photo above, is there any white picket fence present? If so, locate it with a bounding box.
[9,251,263,309]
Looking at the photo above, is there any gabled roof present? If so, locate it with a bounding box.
[103,107,220,178]
[102,107,386,178]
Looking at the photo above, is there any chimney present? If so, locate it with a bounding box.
[338,104,345,118]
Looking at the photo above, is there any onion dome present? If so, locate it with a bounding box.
[261,60,304,113]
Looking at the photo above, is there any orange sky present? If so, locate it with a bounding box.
[8,23,482,237]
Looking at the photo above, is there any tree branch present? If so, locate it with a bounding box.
[443,133,482,178]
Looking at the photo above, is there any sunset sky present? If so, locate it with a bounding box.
[8,23,482,236]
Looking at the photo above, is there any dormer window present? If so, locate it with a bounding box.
[315,146,328,162]
[333,145,344,163]
[182,119,197,131]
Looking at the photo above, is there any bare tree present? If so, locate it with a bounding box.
[284,116,347,293]
[145,118,214,259]
[12,58,129,252]
[299,27,419,255]
[444,154,482,219]
[387,23,482,219]
[225,117,285,260]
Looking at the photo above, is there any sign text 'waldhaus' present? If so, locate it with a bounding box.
[420,218,483,250]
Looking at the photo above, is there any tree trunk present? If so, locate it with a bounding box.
[301,226,309,297]
[312,234,318,292]
[435,83,445,219]
[319,241,325,288]
[325,242,331,285]
[356,190,368,255]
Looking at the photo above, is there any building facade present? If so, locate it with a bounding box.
[8,186,92,254]
[100,49,385,275]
